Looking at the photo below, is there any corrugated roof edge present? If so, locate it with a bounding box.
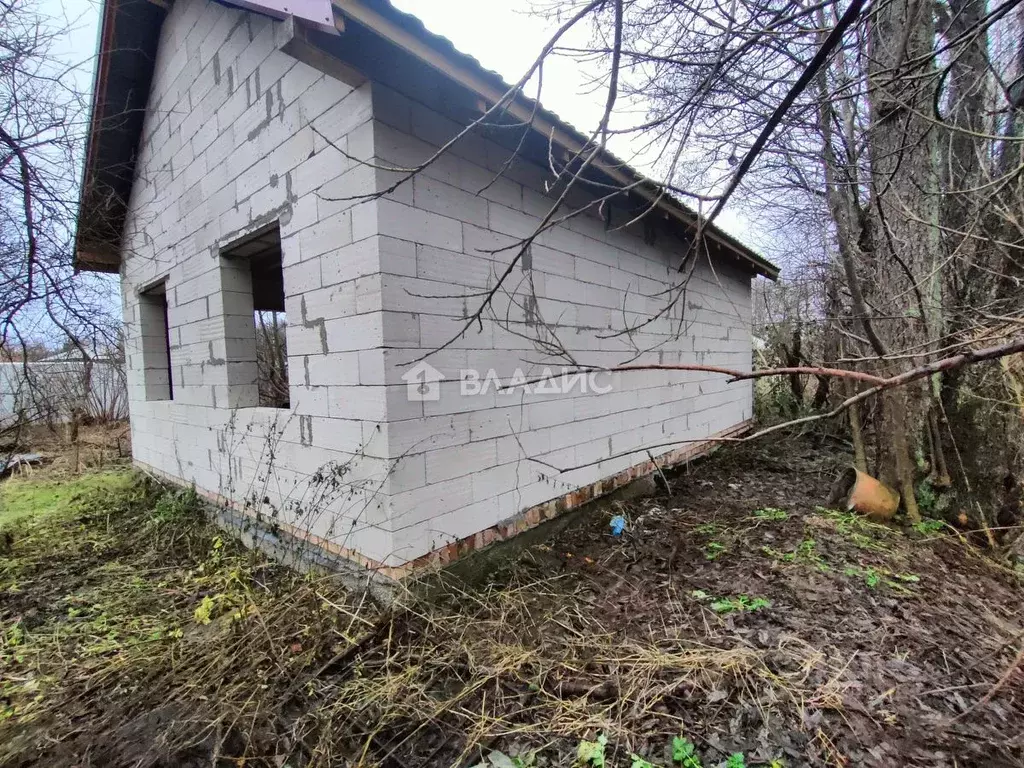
[339,0,779,280]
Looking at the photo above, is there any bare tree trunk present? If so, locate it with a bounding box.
[813,280,842,411]
[66,357,93,474]
[812,374,830,410]
[849,396,868,473]
[862,0,945,522]
[785,320,803,412]
[837,337,869,472]
[927,408,951,486]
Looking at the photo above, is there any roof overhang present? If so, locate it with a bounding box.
[74,0,780,280]
[75,0,168,273]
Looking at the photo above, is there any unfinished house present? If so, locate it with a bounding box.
[75,0,779,577]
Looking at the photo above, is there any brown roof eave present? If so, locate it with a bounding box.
[73,0,116,273]
[74,0,167,273]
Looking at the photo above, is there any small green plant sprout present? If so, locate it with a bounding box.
[470,749,530,768]
[794,538,818,562]
[469,750,518,768]
[725,754,746,768]
[631,755,660,768]
[914,478,944,516]
[150,486,200,525]
[691,592,769,614]
[859,566,882,588]
[763,538,829,571]
[193,595,216,625]
[695,522,722,536]
[913,518,945,535]
[844,565,920,592]
[710,595,770,614]
[577,734,608,766]
[3,621,25,649]
[672,737,703,767]
[704,541,727,560]
[813,507,892,550]
[752,508,788,522]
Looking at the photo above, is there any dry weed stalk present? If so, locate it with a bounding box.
[2,476,847,767]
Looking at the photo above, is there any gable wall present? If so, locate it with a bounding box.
[116,0,756,571]
[368,85,754,565]
[119,0,398,563]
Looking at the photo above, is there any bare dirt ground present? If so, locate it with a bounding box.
[1,433,1021,767]
[2,420,131,475]
[485,437,1024,766]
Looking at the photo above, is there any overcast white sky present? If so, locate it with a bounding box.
[390,1,610,138]
[51,0,754,242]
[390,1,753,242]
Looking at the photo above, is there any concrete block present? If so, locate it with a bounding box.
[328,384,386,421]
[292,147,352,199]
[413,173,488,227]
[467,404,524,443]
[381,274,466,317]
[290,384,331,417]
[304,351,360,386]
[380,412,466,456]
[418,313,492,351]
[119,0,755,575]
[462,221,518,258]
[387,451,426,494]
[320,237,381,286]
[377,235,417,278]
[357,347,387,386]
[371,83,412,133]
[376,199,462,252]
[324,313,384,352]
[381,311,419,347]
[309,414,364,452]
[390,474,473,528]
[283,258,322,296]
[287,322,330,356]
[415,245,495,289]
[424,439,497,484]
[290,282,356,322]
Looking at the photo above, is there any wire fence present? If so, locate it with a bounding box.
[0,359,128,429]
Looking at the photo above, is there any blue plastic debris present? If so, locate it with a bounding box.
[609,515,627,536]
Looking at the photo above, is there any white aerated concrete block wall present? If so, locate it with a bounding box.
[120,0,396,563]
[369,85,754,565]
[120,0,756,571]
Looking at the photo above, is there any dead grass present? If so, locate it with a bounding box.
[0,471,836,768]
[2,420,131,477]
[1,437,1022,767]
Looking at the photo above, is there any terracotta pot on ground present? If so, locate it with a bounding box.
[827,466,901,521]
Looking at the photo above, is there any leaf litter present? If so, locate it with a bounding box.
[0,434,1021,766]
